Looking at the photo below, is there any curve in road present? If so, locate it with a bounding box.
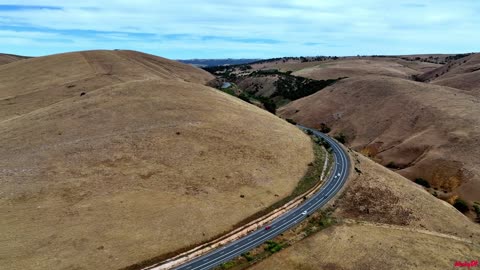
[148,126,350,270]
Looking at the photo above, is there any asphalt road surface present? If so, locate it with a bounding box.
[148,126,350,270]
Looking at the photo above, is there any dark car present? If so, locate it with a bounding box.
[265,225,272,230]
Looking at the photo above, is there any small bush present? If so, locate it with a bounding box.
[473,204,480,215]
[319,123,331,133]
[334,133,347,144]
[261,99,276,114]
[241,252,254,262]
[220,261,236,269]
[264,241,282,253]
[286,118,297,125]
[238,93,251,103]
[414,178,431,188]
[453,198,469,213]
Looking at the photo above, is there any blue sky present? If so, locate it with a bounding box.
[0,1,479,59]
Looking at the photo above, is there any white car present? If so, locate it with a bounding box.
[301,210,307,215]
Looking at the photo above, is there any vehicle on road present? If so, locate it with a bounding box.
[264,225,272,230]
[301,210,307,215]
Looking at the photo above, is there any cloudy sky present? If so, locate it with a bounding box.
[0,1,479,59]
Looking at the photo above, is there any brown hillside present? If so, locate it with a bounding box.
[279,75,480,202]
[0,50,214,122]
[251,57,441,75]
[0,53,29,65]
[0,51,314,270]
[250,153,480,270]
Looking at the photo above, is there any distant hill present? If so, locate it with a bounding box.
[178,58,261,67]
[0,53,30,65]
[279,75,480,205]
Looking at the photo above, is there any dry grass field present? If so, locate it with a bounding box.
[249,153,480,270]
[279,75,480,202]
[292,58,440,80]
[0,50,314,270]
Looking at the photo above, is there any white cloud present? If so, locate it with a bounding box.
[0,0,479,57]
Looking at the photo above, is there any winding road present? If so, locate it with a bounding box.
[149,126,350,270]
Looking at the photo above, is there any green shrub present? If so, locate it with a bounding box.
[473,204,480,215]
[238,93,251,103]
[319,123,331,133]
[453,198,469,213]
[262,99,276,114]
[220,261,236,269]
[334,133,347,144]
[414,178,431,188]
[241,252,254,262]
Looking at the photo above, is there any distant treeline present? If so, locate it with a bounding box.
[178,58,261,67]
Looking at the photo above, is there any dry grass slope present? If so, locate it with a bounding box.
[0,50,214,122]
[426,53,480,95]
[279,75,480,202]
[0,53,29,65]
[0,50,314,270]
[250,153,480,270]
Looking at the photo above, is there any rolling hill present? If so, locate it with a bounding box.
[279,75,480,204]
[0,53,29,65]
[250,152,480,270]
[179,58,261,67]
[0,50,315,270]
[291,58,438,80]
[418,53,480,95]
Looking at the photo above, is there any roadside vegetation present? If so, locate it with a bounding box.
[215,208,336,270]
